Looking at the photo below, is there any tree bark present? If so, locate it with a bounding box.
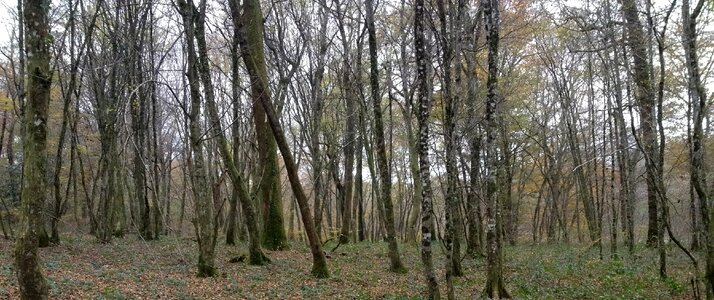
[621,0,659,249]
[414,0,440,297]
[14,0,51,295]
[681,0,711,294]
[176,0,217,277]
[366,0,407,274]
[483,0,511,297]
[436,1,466,286]
[239,0,329,278]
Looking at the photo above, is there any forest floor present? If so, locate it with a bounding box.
[0,233,699,299]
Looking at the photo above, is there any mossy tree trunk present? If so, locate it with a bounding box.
[435,2,467,291]
[681,0,711,294]
[14,0,51,296]
[483,0,511,297]
[240,1,288,251]
[238,0,328,277]
[176,0,216,277]
[414,0,440,297]
[366,0,406,274]
[620,0,660,249]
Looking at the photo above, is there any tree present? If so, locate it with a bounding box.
[14,0,51,296]
[238,0,329,278]
[483,0,510,297]
[620,0,660,249]
[176,0,217,277]
[246,0,289,252]
[602,0,635,254]
[435,1,467,290]
[87,0,128,243]
[464,2,485,256]
[366,0,407,273]
[414,0,440,297]
[334,0,357,245]
[680,0,711,293]
[308,0,330,241]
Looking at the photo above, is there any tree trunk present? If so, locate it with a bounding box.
[176,0,217,277]
[366,0,406,274]
[681,0,711,293]
[239,0,329,278]
[483,0,511,297]
[620,0,659,249]
[14,0,51,295]
[226,28,242,246]
[414,0,440,297]
[335,0,356,244]
[243,2,288,251]
[436,1,466,286]
[603,0,634,252]
[310,0,329,241]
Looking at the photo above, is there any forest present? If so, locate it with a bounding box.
[0,0,712,298]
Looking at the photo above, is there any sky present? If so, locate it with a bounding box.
[0,1,16,47]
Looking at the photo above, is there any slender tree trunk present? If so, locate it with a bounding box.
[436,1,466,287]
[366,0,406,273]
[14,0,51,295]
[226,29,241,246]
[356,128,365,242]
[465,3,484,256]
[681,0,711,294]
[483,0,510,297]
[50,0,83,244]
[414,0,440,297]
[621,0,659,249]
[603,0,635,252]
[335,0,356,244]
[310,0,329,241]
[0,111,8,238]
[176,0,217,277]
[401,0,422,244]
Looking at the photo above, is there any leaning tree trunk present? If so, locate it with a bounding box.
[238,0,329,278]
[483,0,511,297]
[243,1,288,251]
[192,0,269,266]
[14,0,51,296]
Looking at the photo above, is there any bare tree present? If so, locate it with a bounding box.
[483,0,510,297]
[14,0,51,295]
[414,0,440,297]
[238,0,330,278]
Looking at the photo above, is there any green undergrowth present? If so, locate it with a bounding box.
[505,243,697,299]
[0,234,700,299]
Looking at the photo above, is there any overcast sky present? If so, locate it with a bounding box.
[0,0,19,48]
